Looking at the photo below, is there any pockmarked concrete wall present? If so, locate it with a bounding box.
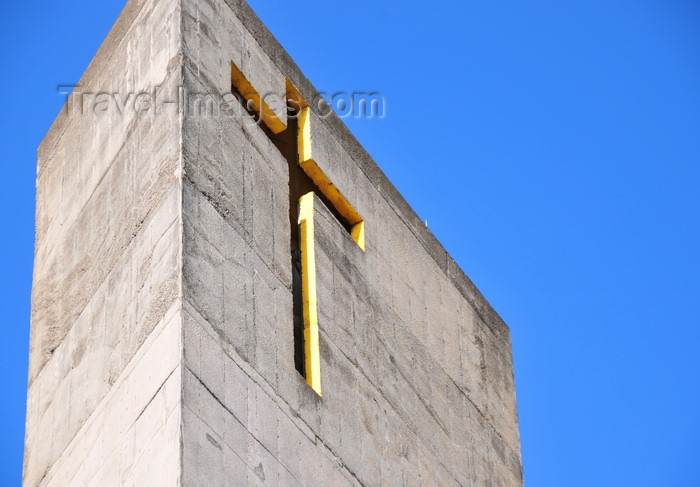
[179,0,521,485]
[25,0,184,484]
[26,0,522,485]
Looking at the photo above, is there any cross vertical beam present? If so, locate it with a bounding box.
[230,61,364,396]
[298,192,321,394]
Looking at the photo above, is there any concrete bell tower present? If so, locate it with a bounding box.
[25,0,522,485]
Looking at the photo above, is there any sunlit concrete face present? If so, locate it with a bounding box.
[25,0,522,485]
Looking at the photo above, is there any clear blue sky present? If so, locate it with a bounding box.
[2,1,699,486]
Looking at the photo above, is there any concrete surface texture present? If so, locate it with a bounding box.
[25,0,523,485]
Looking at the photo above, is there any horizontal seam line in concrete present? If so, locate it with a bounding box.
[29,191,180,387]
[181,177,290,289]
[183,308,365,486]
[39,358,181,487]
[318,327,462,484]
[315,209,519,457]
[80,368,182,487]
[321,285,521,467]
[183,366,304,486]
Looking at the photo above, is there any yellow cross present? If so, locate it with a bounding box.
[231,62,365,396]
